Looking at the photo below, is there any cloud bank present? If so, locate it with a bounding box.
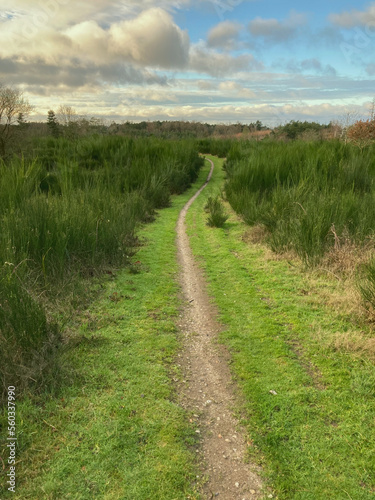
[0,1,373,124]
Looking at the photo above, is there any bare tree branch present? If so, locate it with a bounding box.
[0,84,33,157]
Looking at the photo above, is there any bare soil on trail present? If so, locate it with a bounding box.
[176,159,263,499]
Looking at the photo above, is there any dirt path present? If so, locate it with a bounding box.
[176,159,263,499]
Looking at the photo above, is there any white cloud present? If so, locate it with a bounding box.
[0,8,190,69]
[87,102,367,125]
[108,8,189,68]
[219,81,256,99]
[0,0,192,27]
[0,7,190,92]
[25,70,373,125]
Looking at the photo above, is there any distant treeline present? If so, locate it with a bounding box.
[14,118,271,141]
[1,118,338,161]
[7,118,338,153]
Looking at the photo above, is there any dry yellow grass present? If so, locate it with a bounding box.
[241,225,270,245]
[333,331,375,361]
[240,223,375,357]
[322,227,375,278]
[313,327,375,362]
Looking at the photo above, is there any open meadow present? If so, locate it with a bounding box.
[1,134,375,499]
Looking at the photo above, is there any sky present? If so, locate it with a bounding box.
[1,0,375,125]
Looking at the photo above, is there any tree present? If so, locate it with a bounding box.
[47,110,60,138]
[0,85,33,157]
[370,98,375,121]
[57,105,79,139]
[57,105,77,127]
[17,112,28,130]
[339,110,360,144]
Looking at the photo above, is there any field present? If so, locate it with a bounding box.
[1,136,375,499]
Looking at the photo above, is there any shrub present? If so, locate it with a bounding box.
[205,195,228,228]
[273,120,329,140]
[197,138,234,157]
[347,119,375,150]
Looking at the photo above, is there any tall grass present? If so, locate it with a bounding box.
[225,140,375,265]
[0,136,203,398]
[0,264,60,395]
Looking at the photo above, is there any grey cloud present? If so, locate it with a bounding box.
[248,11,307,42]
[190,45,263,77]
[196,80,217,91]
[285,58,337,77]
[207,21,242,50]
[0,56,168,88]
[311,27,344,46]
[329,4,375,28]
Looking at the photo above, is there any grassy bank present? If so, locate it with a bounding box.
[186,156,375,499]
[0,161,213,500]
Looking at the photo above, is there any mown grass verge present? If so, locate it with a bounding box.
[0,163,213,500]
[186,156,375,499]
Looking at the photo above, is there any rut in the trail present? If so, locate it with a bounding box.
[176,159,263,499]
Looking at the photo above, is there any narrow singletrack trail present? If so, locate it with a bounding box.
[176,159,263,499]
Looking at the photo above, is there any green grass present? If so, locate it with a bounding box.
[0,163,213,500]
[186,156,375,499]
[3,151,375,499]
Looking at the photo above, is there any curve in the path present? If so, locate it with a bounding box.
[176,158,263,500]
